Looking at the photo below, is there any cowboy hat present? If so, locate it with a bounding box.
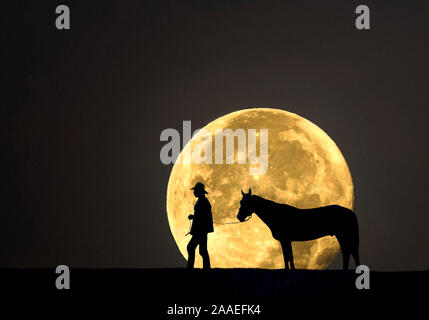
[191,182,208,194]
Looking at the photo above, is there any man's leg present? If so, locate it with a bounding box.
[199,233,211,269]
[186,236,198,269]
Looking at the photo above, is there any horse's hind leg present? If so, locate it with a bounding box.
[337,234,350,270]
[341,248,350,270]
[352,248,360,267]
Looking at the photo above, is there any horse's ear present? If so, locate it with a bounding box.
[241,190,245,196]
[248,188,252,195]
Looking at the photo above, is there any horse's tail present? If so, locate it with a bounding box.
[350,210,360,265]
[351,211,359,245]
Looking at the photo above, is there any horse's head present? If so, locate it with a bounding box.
[237,188,253,222]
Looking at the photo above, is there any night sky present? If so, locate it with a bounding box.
[1,0,428,270]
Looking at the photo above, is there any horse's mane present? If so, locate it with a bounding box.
[251,195,295,210]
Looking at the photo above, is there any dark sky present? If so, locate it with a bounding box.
[1,0,428,270]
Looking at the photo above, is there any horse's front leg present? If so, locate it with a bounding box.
[280,240,294,270]
[289,243,295,270]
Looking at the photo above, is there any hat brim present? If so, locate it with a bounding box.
[191,187,208,194]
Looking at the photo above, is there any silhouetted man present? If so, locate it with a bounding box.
[187,182,214,269]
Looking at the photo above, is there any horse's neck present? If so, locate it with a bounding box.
[251,195,294,226]
[251,196,274,226]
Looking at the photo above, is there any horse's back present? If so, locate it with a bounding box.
[300,205,356,228]
[303,204,354,218]
[272,204,357,241]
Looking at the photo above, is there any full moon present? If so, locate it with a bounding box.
[166,108,354,269]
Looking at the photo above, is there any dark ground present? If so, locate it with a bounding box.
[1,268,427,317]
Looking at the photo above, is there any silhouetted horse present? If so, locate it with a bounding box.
[237,189,360,270]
